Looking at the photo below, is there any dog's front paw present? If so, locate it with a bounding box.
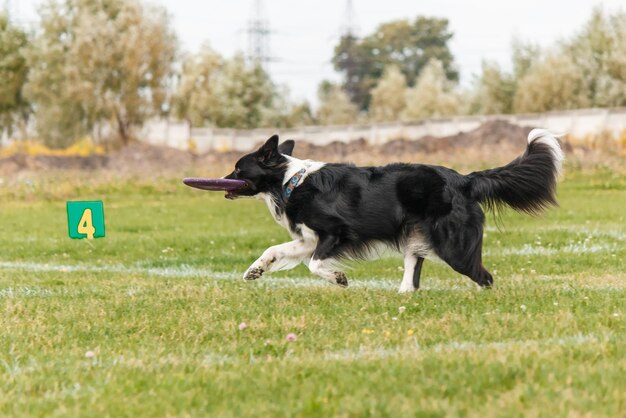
[333,272,348,288]
[398,283,416,293]
[243,267,264,281]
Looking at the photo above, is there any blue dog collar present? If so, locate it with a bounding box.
[283,168,306,200]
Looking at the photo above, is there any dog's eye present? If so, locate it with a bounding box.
[235,167,241,174]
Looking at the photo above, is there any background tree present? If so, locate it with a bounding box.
[369,66,407,122]
[284,101,315,127]
[333,16,457,110]
[331,33,371,112]
[258,86,316,129]
[469,40,539,115]
[564,8,626,107]
[202,54,277,129]
[510,8,626,113]
[470,9,625,115]
[469,61,515,115]
[175,48,298,129]
[25,0,177,147]
[511,39,540,82]
[315,81,359,125]
[513,53,590,113]
[0,14,29,138]
[258,84,300,129]
[173,44,222,127]
[402,59,460,120]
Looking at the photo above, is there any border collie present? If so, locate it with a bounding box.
[224,130,563,292]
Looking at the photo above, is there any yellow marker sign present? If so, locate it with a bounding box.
[67,201,105,239]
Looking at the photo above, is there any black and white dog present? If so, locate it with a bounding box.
[224,130,563,292]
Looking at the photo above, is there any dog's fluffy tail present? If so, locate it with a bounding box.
[466,129,564,215]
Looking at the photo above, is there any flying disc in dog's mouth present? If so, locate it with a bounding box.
[182,178,247,195]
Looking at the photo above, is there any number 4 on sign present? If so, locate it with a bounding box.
[67,201,105,240]
[77,209,96,240]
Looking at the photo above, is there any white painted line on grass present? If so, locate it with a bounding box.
[3,333,613,377]
[319,333,608,363]
[0,260,234,279]
[488,243,617,256]
[194,333,614,367]
[98,333,621,369]
[1,260,625,294]
[484,225,626,241]
[0,260,403,290]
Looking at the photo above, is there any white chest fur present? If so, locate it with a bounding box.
[256,156,326,239]
[258,193,289,228]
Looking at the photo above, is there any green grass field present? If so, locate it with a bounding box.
[1,168,625,417]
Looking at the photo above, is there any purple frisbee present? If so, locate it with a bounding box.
[183,178,247,192]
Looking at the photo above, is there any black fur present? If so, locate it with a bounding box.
[413,257,425,289]
[466,141,560,215]
[225,134,562,288]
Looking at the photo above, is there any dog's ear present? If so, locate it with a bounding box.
[257,134,280,162]
[278,140,295,156]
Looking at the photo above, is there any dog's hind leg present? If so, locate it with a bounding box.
[445,259,494,288]
[399,254,424,293]
[243,240,315,281]
[431,221,494,288]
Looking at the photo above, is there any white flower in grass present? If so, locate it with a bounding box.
[85,351,95,358]
[520,305,527,312]
[238,322,248,331]
[398,306,406,314]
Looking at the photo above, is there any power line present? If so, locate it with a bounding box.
[339,0,361,104]
[247,0,272,70]
[341,0,359,37]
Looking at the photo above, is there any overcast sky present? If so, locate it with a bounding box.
[12,0,625,105]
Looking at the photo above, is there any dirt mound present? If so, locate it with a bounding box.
[0,120,583,176]
[280,120,537,166]
[381,120,532,156]
[0,153,109,173]
[0,142,194,176]
[287,138,369,161]
[107,142,194,173]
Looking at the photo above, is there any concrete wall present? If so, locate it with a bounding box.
[140,107,626,152]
